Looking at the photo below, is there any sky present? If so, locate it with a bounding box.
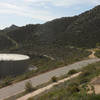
[0,0,100,29]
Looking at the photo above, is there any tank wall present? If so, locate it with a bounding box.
[0,60,29,77]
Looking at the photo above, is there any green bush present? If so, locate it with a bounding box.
[80,77,90,84]
[88,94,100,100]
[25,81,36,93]
[95,50,100,58]
[1,76,12,87]
[51,76,58,82]
[28,97,33,100]
[79,71,91,84]
[68,69,77,75]
[80,70,91,77]
[67,82,80,94]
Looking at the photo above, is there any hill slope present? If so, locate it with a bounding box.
[0,5,100,51]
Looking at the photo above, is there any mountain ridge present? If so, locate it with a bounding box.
[0,5,100,51]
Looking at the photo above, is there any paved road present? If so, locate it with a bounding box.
[0,58,100,100]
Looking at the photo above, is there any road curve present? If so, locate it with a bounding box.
[0,58,100,100]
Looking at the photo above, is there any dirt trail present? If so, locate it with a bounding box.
[88,50,97,59]
[89,76,100,94]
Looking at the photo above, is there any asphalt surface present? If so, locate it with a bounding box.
[0,58,100,100]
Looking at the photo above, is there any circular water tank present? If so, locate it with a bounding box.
[0,54,30,77]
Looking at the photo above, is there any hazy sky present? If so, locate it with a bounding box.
[0,0,100,29]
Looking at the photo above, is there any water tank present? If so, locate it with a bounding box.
[0,54,30,77]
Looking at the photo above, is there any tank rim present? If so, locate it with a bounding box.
[0,53,30,61]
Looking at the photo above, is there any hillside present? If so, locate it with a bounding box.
[0,34,15,50]
[0,5,100,52]
[64,5,100,47]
